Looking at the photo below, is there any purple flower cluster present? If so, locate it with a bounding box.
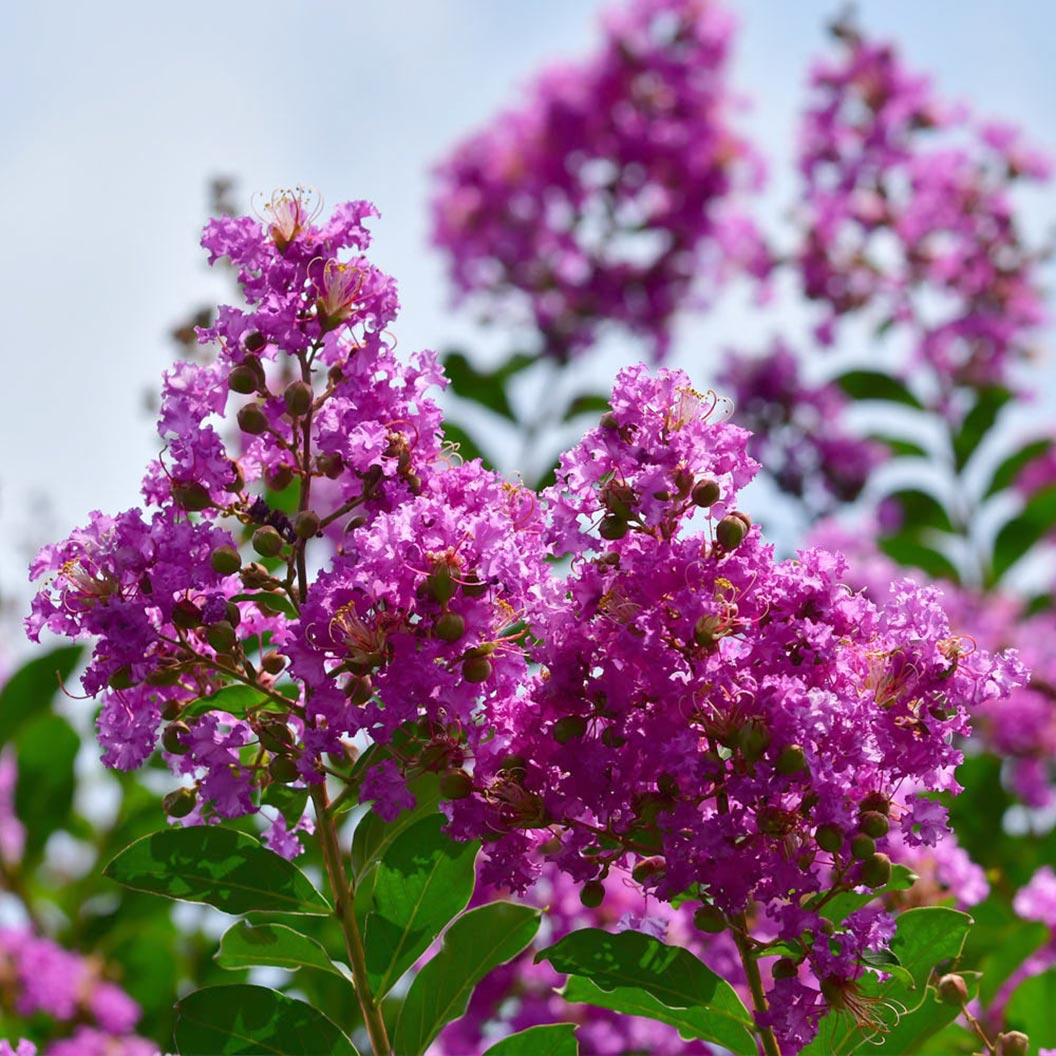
[718,341,884,509]
[799,18,1050,392]
[431,0,767,361]
[0,928,154,1056]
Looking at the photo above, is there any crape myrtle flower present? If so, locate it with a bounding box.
[798,17,1050,395]
[718,341,884,510]
[432,0,768,362]
[438,365,1021,1046]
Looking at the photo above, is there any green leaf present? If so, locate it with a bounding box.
[984,437,1052,498]
[991,483,1056,582]
[834,370,923,409]
[952,387,1012,470]
[1006,968,1056,1048]
[360,814,479,998]
[977,914,1047,1007]
[869,434,929,459]
[261,784,309,827]
[182,684,263,719]
[816,864,918,925]
[868,974,980,1055]
[886,489,954,534]
[104,828,331,916]
[174,984,358,1055]
[14,713,79,858]
[351,772,441,877]
[0,645,83,744]
[879,535,960,583]
[393,902,540,1056]
[483,1024,579,1055]
[562,393,611,422]
[216,922,350,981]
[538,929,755,1055]
[443,350,535,421]
[230,591,299,619]
[441,421,491,467]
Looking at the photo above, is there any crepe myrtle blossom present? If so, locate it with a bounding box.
[432,0,768,362]
[798,17,1049,395]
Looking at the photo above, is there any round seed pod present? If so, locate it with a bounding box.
[579,880,605,908]
[163,787,197,818]
[211,545,243,576]
[252,526,284,558]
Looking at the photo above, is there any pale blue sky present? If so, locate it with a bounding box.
[3,1,1054,630]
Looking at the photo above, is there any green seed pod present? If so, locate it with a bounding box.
[259,721,293,753]
[462,656,493,683]
[936,973,968,1007]
[172,599,202,629]
[498,754,526,776]
[693,904,727,933]
[228,364,259,394]
[775,744,808,775]
[172,482,212,512]
[283,380,313,417]
[206,621,237,654]
[553,715,588,744]
[159,698,183,721]
[815,823,844,853]
[237,403,269,435]
[225,601,241,627]
[715,514,748,551]
[268,755,301,784]
[108,666,136,691]
[858,811,890,839]
[147,666,182,688]
[738,718,771,763]
[162,787,197,818]
[211,545,243,576]
[860,791,891,816]
[425,563,457,604]
[601,727,627,748]
[439,769,474,800]
[162,721,191,755]
[252,526,284,558]
[292,510,321,540]
[772,957,798,980]
[580,880,606,908]
[850,834,876,860]
[598,514,629,541]
[691,479,721,508]
[860,852,892,889]
[599,411,619,430]
[435,611,466,643]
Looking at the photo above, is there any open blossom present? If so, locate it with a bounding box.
[798,17,1049,394]
[432,0,767,361]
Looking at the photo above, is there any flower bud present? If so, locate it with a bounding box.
[772,957,798,980]
[261,651,286,675]
[858,811,890,839]
[553,715,588,744]
[283,380,313,418]
[776,744,807,775]
[860,791,891,816]
[598,515,629,541]
[715,514,748,551]
[860,852,892,888]
[601,727,627,748]
[937,973,968,1007]
[692,479,721,508]
[206,621,237,654]
[460,572,488,598]
[258,721,293,753]
[148,666,182,689]
[211,545,243,576]
[252,526,284,558]
[439,769,474,800]
[997,1032,1030,1056]
[580,880,606,908]
[243,331,267,353]
[462,656,493,683]
[159,698,183,721]
[317,452,344,479]
[108,666,136,690]
[815,823,844,853]
[172,599,202,629]
[292,510,321,540]
[435,611,466,643]
[162,787,197,818]
[346,674,373,706]
[737,719,771,763]
[425,563,457,604]
[228,364,259,394]
[498,754,526,776]
[264,463,295,492]
[850,834,876,860]
[693,904,727,933]
[631,856,666,884]
[172,482,212,512]
[225,601,241,627]
[268,755,300,783]
[599,411,619,430]
[237,403,269,435]
[162,722,191,755]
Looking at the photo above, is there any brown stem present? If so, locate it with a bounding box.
[311,784,391,1055]
[731,912,782,1056]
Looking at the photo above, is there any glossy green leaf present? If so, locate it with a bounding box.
[182,684,262,719]
[351,772,441,877]
[393,901,540,1056]
[834,370,923,409]
[879,535,960,583]
[174,984,358,1055]
[360,814,479,997]
[0,645,83,744]
[261,784,309,827]
[984,437,1052,498]
[1006,968,1056,1048]
[991,483,1056,582]
[216,922,349,981]
[14,713,79,857]
[953,387,1012,470]
[539,929,755,1055]
[483,1023,579,1055]
[105,828,331,915]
